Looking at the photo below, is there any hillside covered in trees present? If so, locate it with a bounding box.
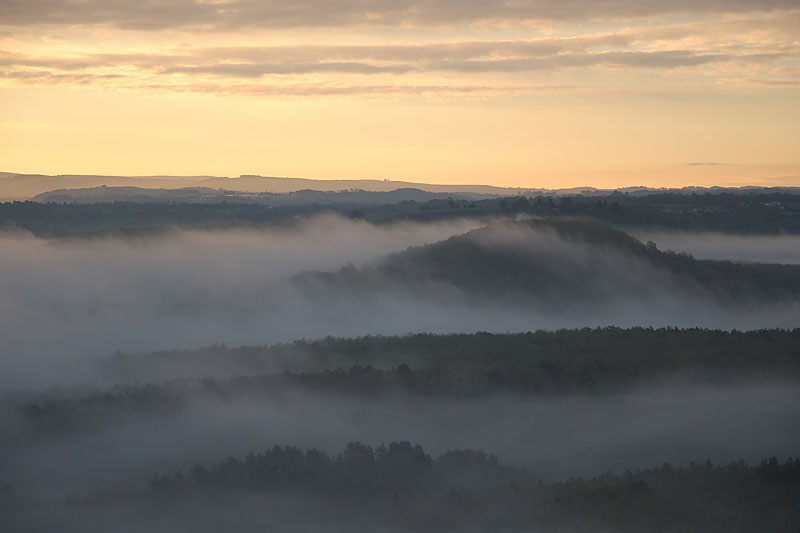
[295,218,800,305]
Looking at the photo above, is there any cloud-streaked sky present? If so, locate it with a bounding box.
[1,1,798,188]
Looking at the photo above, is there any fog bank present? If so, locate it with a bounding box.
[2,216,800,389]
[4,383,799,495]
[630,231,800,264]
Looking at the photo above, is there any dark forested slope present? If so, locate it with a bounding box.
[295,218,800,305]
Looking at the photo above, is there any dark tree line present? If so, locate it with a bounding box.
[2,189,800,238]
[8,327,800,440]
[68,442,800,533]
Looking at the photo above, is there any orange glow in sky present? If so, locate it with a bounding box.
[1,2,798,189]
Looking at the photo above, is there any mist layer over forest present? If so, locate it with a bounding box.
[4,329,800,531]
[2,202,799,532]
[7,379,799,490]
[2,215,800,389]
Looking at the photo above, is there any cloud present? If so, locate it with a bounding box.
[1,38,793,84]
[749,79,800,86]
[163,61,415,76]
[0,10,796,97]
[0,1,797,30]
[157,51,750,77]
[138,82,579,98]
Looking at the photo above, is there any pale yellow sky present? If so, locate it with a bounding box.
[1,2,798,189]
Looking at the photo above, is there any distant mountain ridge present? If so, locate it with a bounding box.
[0,172,525,200]
[3,171,799,201]
[31,185,490,204]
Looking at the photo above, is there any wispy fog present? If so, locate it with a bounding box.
[1,215,799,389]
[0,216,482,386]
[630,231,800,264]
[5,383,799,494]
[2,214,800,532]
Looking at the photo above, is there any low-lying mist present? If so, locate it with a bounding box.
[5,382,799,495]
[0,215,481,387]
[2,215,800,389]
[2,212,800,532]
[630,230,800,264]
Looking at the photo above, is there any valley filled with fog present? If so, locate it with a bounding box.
[2,215,800,389]
[2,200,800,532]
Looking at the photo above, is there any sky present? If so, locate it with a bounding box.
[1,1,798,189]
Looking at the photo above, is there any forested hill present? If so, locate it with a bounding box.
[295,217,800,304]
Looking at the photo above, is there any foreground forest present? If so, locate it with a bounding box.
[8,444,792,533]
[1,196,799,531]
[3,327,800,532]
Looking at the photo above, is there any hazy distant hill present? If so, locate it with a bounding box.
[0,172,213,201]
[6,171,797,201]
[31,185,487,204]
[0,172,525,200]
